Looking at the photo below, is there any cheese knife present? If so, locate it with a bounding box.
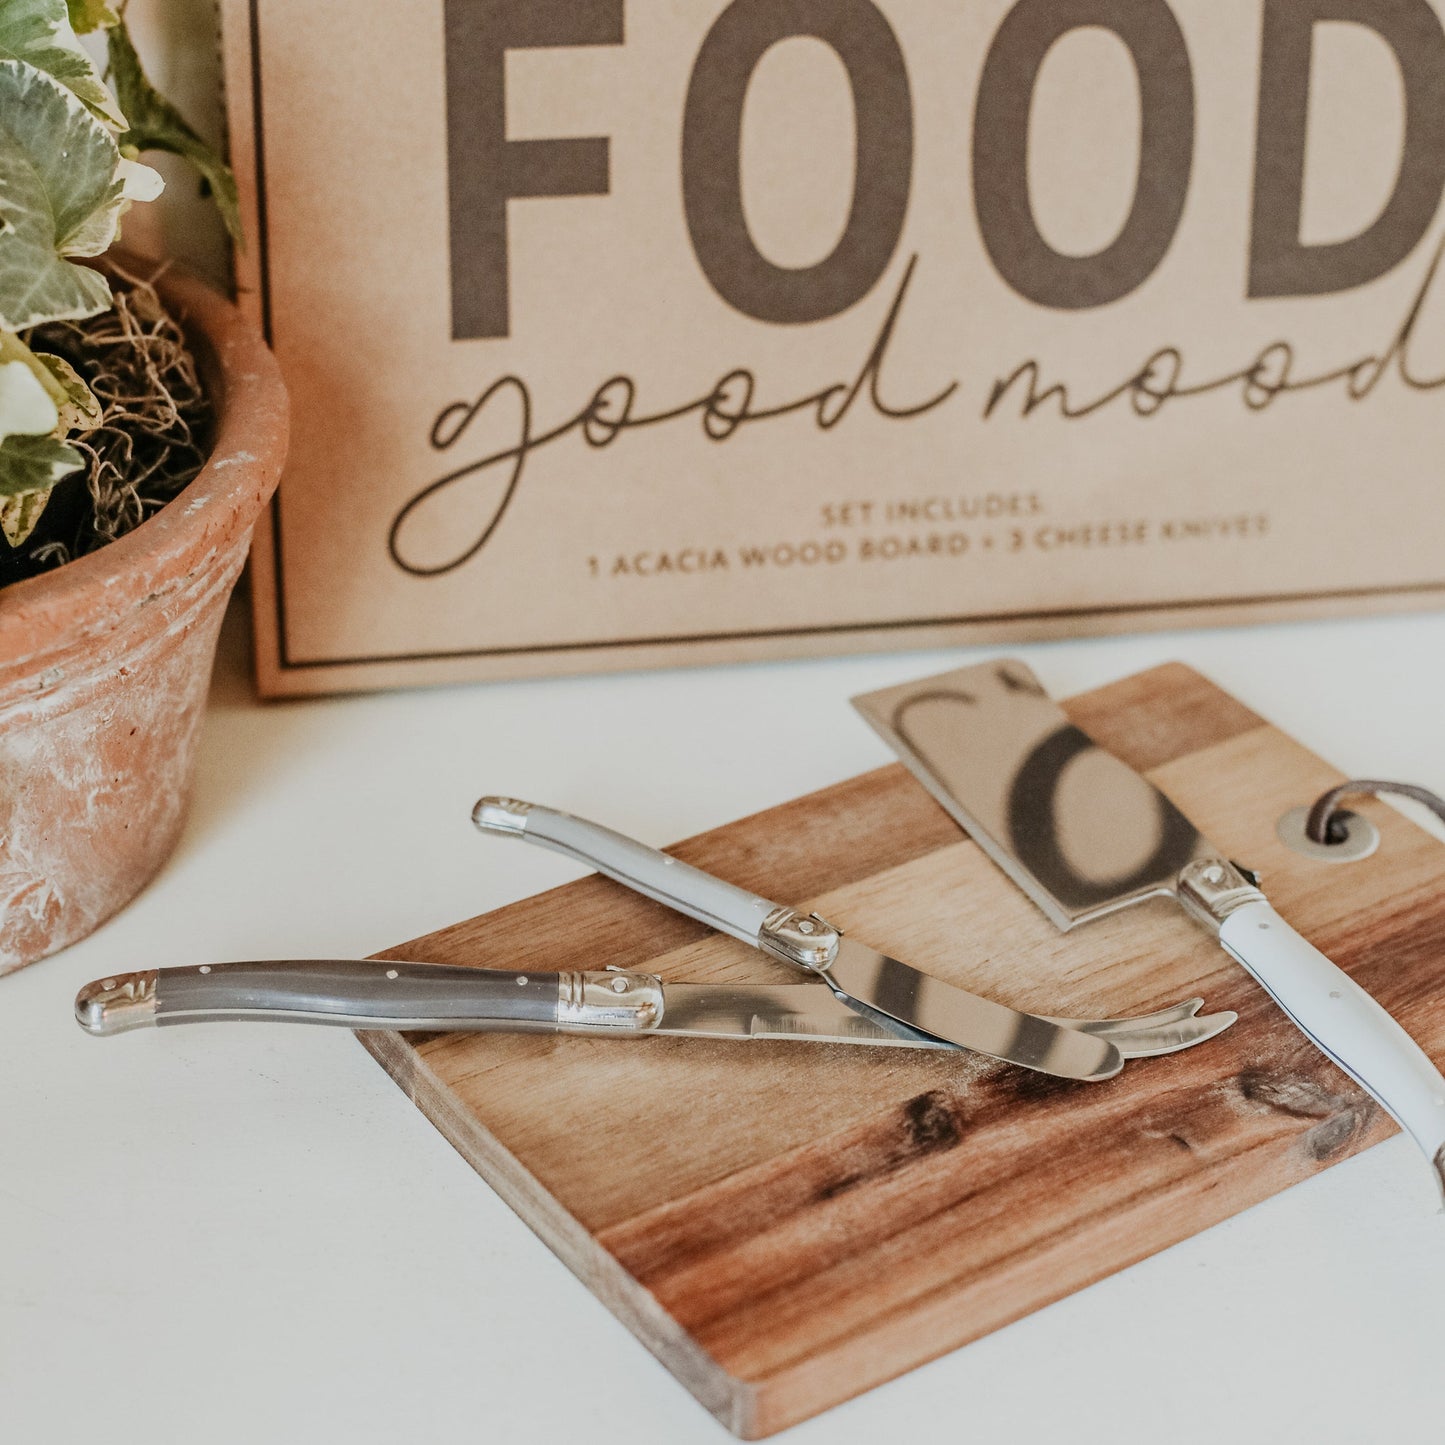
[465,795,1236,1080]
[853,658,1445,1200]
[73,959,1229,1061]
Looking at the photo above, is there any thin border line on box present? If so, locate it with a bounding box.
[275,580,1445,671]
[248,0,1445,675]
[248,0,293,668]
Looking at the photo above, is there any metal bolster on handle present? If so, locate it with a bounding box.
[473,796,533,836]
[758,908,841,971]
[75,972,159,1035]
[1177,857,1268,929]
[557,972,665,1033]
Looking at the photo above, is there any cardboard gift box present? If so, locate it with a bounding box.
[221,0,1445,696]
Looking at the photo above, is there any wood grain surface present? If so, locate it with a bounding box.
[361,664,1445,1437]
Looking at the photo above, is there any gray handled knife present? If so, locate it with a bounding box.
[853,658,1445,1200]
[466,796,1236,1080]
[73,959,1227,1061]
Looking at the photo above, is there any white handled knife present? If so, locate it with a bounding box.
[853,658,1445,1202]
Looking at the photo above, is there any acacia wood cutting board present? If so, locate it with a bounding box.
[361,664,1445,1437]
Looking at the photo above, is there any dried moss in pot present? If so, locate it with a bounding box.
[0,270,212,588]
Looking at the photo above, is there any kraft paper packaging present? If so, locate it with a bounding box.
[222,0,1445,696]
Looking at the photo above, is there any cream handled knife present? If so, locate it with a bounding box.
[469,796,1235,1081]
[853,658,1445,1202]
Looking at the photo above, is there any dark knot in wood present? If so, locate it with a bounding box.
[903,1090,962,1152]
[1236,1068,1377,1162]
[817,1089,963,1201]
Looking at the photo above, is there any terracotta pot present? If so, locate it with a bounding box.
[0,263,289,974]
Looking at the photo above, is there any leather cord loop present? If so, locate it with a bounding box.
[1306,779,1445,845]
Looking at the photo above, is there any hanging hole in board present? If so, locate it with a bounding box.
[1277,805,1379,863]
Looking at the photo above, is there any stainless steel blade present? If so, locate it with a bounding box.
[1060,1008,1237,1059]
[658,981,1235,1060]
[825,938,1124,1079]
[853,658,1213,929]
[655,980,951,1047]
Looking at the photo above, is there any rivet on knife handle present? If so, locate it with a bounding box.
[759,908,841,969]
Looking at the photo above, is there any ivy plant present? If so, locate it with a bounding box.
[0,0,239,549]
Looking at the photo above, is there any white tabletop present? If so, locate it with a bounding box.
[4,601,1444,1444]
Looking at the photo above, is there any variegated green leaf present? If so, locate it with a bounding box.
[0,332,101,438]
[0,329,64,430]
[0,0,126,127]
[1,331,66,407]
[0,430,82,497]
[59,152,164,258]
[0,431,83,545]
[0,328,59,395]
[108,19,242,244]
[1,485,51,546]
[0,356,59,442]
[34,351,101,432]
[66,1,120,35]
[117,154,164,202]
[0,59,118,329]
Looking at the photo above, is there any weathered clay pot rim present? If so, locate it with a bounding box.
[0,258,288,663]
